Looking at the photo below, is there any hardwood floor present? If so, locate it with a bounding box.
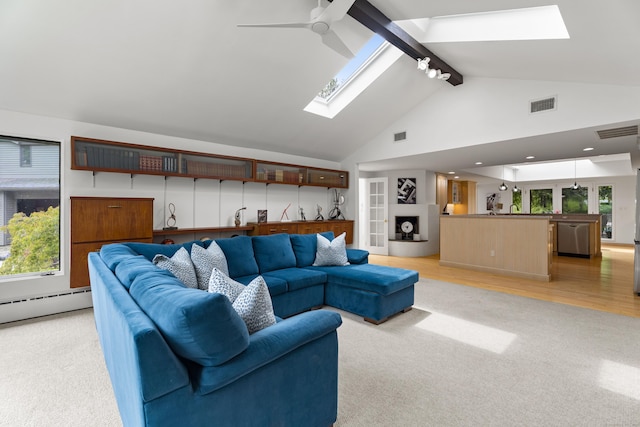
[370,244,640,318]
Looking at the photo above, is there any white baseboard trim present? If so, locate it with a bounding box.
[0,288,93,324]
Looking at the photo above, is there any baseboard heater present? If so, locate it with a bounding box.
[0,288,93,324]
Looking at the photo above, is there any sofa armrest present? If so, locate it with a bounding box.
[192,309,342,395]
[347,248,369,264]
[89,253,190,407]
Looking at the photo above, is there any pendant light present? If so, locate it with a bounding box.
[498,166,508,191]
[512,167,520,193]
[571,159,580,190]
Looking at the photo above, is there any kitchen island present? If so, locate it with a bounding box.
[440,214,553,281]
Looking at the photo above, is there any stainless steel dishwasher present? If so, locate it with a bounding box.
[557,222,590,256]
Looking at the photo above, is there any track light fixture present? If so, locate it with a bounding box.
[417,58,450,80]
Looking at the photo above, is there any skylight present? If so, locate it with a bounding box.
[316,34,386,101]
[304,34,403,119]
[395,5,569,43]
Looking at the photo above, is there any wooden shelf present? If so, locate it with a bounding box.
[71,136,349,189]
[153,226,253,237]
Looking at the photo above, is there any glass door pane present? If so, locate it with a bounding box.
[599,185,613,239]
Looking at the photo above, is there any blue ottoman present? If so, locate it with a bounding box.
[311,264,418,324]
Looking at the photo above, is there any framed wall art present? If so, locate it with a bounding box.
[397,178,416,204]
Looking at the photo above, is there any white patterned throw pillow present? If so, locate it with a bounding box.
[232,276,276,334]
[152,247,198,289]
[191,242,229,290]
[207,267,246,303]
[312,232,350,267]
[208,269,276,334]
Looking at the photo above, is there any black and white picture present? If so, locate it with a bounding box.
[397,178,416,204]
[257,210,268,223]
[486,193,497,211]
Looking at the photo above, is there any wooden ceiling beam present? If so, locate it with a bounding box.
[332,0,463,86]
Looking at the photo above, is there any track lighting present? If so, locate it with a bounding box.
[417,58,450,80]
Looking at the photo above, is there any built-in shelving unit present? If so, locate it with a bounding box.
[71,136,349,189]
[255,161,348,188]
[153,226,253,237]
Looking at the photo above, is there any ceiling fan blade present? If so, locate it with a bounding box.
[321,29,355,58]
[318,0,356,24]
[237,22,311,30]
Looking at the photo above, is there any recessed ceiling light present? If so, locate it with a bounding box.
[475,161,483,165]
[454,176,460,179]
[448,171,455,174]
[583,147,594,151]
[525,155,535,159]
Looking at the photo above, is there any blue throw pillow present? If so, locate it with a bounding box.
[130,274,250,367]
[215,235,259,278]
[252,234,296,273]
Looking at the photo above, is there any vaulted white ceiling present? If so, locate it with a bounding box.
[1,0,639,179]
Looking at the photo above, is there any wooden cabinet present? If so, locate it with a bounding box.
[447,180,476,214]
[248,220,354,244]
[255,161,348,188]
[70,197,153,288]
[71,136,349,189]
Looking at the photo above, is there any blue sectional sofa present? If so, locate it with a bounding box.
[89,231,418,427]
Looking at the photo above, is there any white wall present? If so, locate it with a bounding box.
[0,108,346,303]
[360,169,439,254]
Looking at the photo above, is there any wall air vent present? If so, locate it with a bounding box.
[596,125,638,140]
[393,131,407,142]
[530,96,557,113]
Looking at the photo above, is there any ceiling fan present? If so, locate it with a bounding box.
[237,0,357,58]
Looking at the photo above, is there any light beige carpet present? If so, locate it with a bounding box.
[2,279,640,426]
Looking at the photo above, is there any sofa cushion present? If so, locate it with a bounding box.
[290,231,334,267]
[252,234,297,273]
[215,235,259,278]
[191,242,229,290]
[313,232,349,267]
[153,247,198,289]
[262,268,327,292]
[232,276,276,334]
[308,264,419,296]
[114,255,169,290]
[124,241,206,261]
[130,272,250,366]
[100,244,139,271]
[234,274,288,297]
[208,267,246,302]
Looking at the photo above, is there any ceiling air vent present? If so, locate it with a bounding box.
[530,96,557,113]
[393,131,407,142]
[596,125,638,140]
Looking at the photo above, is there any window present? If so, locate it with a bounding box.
[599,185,613,239]
[0,136,60,278]
[562,186,588,214]
[529,188,553,213]
[20,145,31,167]
[511,190,522,213]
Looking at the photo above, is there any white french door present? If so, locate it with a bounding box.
[360,177,388,255]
